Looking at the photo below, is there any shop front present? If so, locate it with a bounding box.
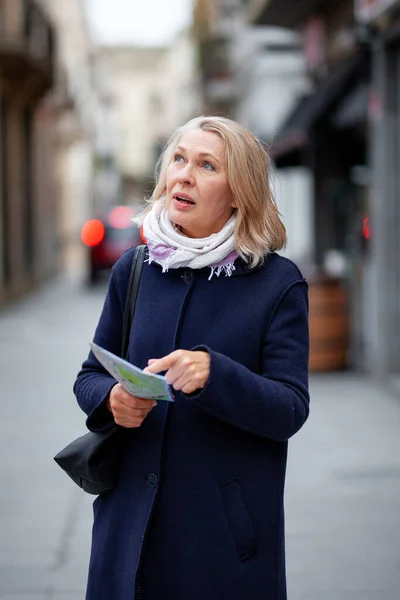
[268,48,371,372]
[0,0,56,305]
[361,0,400,381]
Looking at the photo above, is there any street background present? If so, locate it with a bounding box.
[1,0,400,598]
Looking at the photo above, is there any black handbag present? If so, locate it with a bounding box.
[54,245,146,495]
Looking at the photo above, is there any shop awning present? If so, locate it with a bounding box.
[330,83,368,129]
[252,0,330,28]
[268,52,368,166]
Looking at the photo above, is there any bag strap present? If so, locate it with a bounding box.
[121,245,146,358]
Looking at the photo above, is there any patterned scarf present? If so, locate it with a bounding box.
[142,200,238,280]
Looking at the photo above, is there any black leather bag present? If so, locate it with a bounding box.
[54,245,146,495]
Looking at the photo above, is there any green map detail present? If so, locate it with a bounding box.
[116,365,163,395]
[117,366,142,386]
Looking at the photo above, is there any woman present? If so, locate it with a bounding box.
[74,116,309,600]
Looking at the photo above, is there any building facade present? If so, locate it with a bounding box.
[41,0,119,275]
[97,30,200,206]
[0,0,57,305]
[194,0,240,116]
[356,0,400,383]
[232,24,314,265]
[249,0,400,382]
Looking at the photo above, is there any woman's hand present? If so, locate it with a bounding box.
[144,350,210,395]
[107,383,157,428]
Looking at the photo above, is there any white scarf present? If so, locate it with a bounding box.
[142,200,238,279]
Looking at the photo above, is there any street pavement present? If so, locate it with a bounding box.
[0,272,399,600]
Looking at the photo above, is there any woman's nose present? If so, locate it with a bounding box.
[178,163,195,185]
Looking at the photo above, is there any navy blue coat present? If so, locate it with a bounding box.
[74,247,309,600]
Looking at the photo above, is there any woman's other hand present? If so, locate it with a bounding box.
[144,350,210,394]
[107,383,157,428]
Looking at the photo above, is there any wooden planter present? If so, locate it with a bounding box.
[308,276,349,372]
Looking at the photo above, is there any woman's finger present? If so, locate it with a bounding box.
[169,372,189,391]
[114,415,146,428]
[112,403,156,428]
[114,404,154,418]
[174,372,206,394]
[164,364,187,386]
[145,350,183,374]
[181,381,198,395]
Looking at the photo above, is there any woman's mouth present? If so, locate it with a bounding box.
[173,194,196,210]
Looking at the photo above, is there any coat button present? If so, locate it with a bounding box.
[182,271,193,284]
[146,473,158,488]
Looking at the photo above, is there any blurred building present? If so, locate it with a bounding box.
[232,24,314,266]
[42,0,120,274]
[233,27,309,137]
[249,0,400,382]
[194,0,240,116]
[158,30,201,151]
[96,29,200,207]
[356,0,400,384]
[98,46,165,205]
[249,0,369,373]
[0,0,57,306]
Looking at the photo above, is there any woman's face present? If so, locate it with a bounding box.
[165,129,236,238]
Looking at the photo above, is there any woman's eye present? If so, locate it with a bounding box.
[203,161,215,171]
[174,154,184,163]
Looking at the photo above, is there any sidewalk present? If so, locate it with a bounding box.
[285,372,400,600]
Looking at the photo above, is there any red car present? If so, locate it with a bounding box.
[81,205,143,284]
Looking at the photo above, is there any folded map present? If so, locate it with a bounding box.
[90,342,174,402]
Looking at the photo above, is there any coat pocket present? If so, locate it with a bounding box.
[219,479,258,561]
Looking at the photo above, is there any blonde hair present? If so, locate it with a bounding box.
[136,116,286,267]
